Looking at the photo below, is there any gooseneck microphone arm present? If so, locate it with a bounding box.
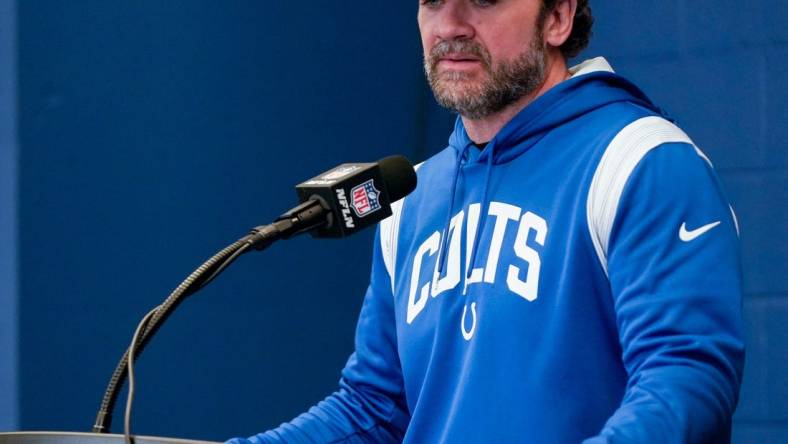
[93,237,248,433]
[92,199,329,433]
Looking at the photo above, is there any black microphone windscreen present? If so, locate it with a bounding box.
[295,155,418,237]
[378,155,417,202]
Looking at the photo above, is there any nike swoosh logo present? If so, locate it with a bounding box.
[679,221,721,242]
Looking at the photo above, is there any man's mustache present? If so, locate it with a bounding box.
[427,39,492,71]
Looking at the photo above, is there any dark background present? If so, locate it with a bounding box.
[1,1,786,442]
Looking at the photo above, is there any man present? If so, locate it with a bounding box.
[230,0,744,442]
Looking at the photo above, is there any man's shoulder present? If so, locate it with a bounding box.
[559,99,679,164]
[581,100,664,136]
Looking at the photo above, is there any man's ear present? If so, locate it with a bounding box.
[543,0,577,49]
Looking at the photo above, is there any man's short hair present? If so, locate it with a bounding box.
[541,0,594,58]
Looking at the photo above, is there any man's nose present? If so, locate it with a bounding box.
[434,2,475,41]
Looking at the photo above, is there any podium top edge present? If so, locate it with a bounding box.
[0,432,219,444]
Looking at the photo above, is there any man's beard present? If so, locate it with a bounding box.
[424,37,547,120]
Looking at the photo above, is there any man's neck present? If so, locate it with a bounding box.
[462,53,570,144]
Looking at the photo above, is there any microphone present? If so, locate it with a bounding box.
[246,155,417,248]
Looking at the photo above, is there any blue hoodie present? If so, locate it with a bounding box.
[232,58,744,444]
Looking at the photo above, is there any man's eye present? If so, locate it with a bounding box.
[421,0,443,6]
[474,0,497,6]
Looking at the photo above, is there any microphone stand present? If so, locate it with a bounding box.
[92,199,328,434]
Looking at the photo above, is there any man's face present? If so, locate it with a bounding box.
[418,0,548,120]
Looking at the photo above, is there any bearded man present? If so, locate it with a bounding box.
[229,0,744,442]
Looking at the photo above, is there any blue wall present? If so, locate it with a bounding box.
[0,0,19,432]
[1,1,786,442]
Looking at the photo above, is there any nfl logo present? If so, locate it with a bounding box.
[351,179,382,217]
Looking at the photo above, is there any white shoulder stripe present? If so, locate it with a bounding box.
[729,205,740,236]
[380,198,405,292]
[587,116,698,275]
[380,162,423,292]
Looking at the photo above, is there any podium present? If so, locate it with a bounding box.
[0,432,218,444]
